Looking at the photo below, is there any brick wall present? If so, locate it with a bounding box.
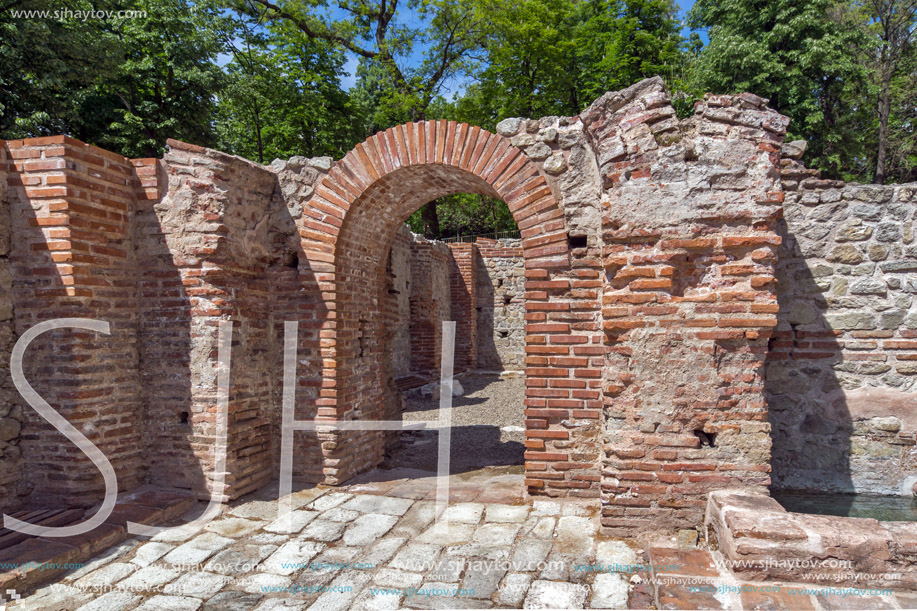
[408,238,453,376]
[579,79,787,533]
[770,153,917,496]
[3,136,145,508]
[448,242,478,372]
[390,226,413,378]
[475,238,525,371]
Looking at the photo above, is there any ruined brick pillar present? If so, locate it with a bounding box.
[448,242,478,372]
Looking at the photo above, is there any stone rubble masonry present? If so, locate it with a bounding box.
[476,238,525,372]
[581,79,788,535]
[769,142,917,496]
[706,490,917,590]
[1,78,914,535]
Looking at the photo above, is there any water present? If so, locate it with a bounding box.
[773,491,917,522]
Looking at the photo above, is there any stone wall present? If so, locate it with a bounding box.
[0,143,24,513]
[476,238,525,372]
[770,152,917,496]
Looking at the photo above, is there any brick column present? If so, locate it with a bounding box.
[448,242,478,372]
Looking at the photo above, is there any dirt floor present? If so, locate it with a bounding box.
[381,373,525,474]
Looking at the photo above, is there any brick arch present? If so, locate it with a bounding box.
[304,120,580,491]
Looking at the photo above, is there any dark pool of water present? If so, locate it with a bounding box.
[773,491,917,522]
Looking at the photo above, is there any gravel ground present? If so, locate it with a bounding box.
[381,373,525,473]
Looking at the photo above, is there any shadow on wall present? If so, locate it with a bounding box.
[474,239,525,373]
[768,215,853,510]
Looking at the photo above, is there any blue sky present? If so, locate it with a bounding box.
[339,0,699,91]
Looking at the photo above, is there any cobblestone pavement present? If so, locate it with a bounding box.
[12,470,917,610]
[15,469,651,611]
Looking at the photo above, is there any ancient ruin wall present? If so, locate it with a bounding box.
[476,238,526,372]
[770,155,917,496]
[0,144,24,513]
[581,79,788,533]
[389,226,413,378]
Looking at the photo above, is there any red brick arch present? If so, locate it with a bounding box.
[301,120,592,493]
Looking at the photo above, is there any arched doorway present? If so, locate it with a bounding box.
[299,120,598,495]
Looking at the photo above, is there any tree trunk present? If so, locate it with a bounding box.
[421,201,441,238]
[875,74,892,185]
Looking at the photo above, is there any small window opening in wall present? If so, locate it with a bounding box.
[179,411,189,424]
[497,279,504,288]
[694,429,716,447]
[567,234,588,249]
[503,296,512,305]
[499,330,509,338]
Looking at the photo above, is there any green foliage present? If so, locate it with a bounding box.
[214,13,358,161]
[406,192,517,237]
[688,0,872,179]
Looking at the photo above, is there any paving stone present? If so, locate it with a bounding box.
[442,503,485,524]
[343,514,399,546]
[351,587,403,611]
[362,537,408,566]
[484,504,528,523]
[373,567,424,588]
[390,542,442,572]
[151,520,208,544]
[340,495,414,516]
[443,543,511,562]
[204,543,277,575]
[417,522,476,545]
[248,532,288,545]
[131,541,175,567]
[473,523,520,545]
[236,572,292,594]
[461,557,506,599]
[554,516,596,555]
[522,516,556,539]
[228,500,280,521]
[532,501,563,516]
[309,569,372,611]
[163,533,235,566]
[259,541,325,575]
[815,592,897,610]
[495,572,534,606]
[118,565,181,590]
[262,510,319,534]
[390,501,437,538]
[204,517,265,538]
[135,594,203,610]
[511,540,553,571]
[299,519,346,542]
[312,545,363,567]
[404,581,493,609]
[595,540,638,570]
[285,487,327,511]
[74,562,137,589]
[318,507,362,523]
[65,540,138,582]
[523,579,589,609]
[253,600,307,610]
[25,584,93,610]
[165,570,231,599]
[429,556,465,582]
[75,591,142,611]
[201,591,263,611]
[306,493,353,512]
[538,552,581,582]
[589,573,629,609]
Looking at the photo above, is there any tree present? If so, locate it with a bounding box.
[689,0,871,179]
[0,0,120,139]
[860,0,917,183]
[214,11,358,162]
